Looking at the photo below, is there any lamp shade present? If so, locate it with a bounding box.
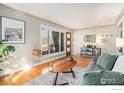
[116,38,124,47]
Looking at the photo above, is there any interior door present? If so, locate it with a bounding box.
[66,32,71,56]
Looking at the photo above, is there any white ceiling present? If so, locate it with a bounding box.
[3,3,124,29]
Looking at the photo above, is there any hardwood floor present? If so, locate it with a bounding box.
[0,55,92,85]
[73,55,92,68]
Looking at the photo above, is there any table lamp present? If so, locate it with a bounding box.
[116,38,124,53]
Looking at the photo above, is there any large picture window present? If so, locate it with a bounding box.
[41,28,49,55]
[40,26,65,55]
[49,31,59,53]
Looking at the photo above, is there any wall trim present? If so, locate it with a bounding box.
[115,7,124,26]
[72,24,114,31]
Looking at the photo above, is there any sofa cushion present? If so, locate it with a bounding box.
[94,64,104,71]
[80,70,124,85]
[101,71,123,85]
[112,55,124,73]
[80,70,104,85]
[96,53,118,70]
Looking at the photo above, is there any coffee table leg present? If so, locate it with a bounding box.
[53,72,58,85]
[71,69,75,78]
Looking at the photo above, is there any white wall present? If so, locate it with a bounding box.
[0,4,71,65]
[72,25,121,54]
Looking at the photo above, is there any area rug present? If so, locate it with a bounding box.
[26,67,84,85]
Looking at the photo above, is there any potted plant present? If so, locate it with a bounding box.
[0,40,15,72]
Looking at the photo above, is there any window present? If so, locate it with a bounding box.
[40,28,49,55]
[49,31,59,53]
[40,26,64,55]
[61,33,64,51]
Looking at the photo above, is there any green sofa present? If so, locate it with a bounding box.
[76,53,124,85]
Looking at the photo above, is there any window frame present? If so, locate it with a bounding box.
[40,25,65,56]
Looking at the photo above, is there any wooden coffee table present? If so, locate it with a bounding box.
[51,60,76,85]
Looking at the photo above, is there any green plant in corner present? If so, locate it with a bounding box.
[0,40,5,63]
[0,40,15,63]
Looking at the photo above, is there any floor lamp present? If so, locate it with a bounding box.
[116,38,124,53]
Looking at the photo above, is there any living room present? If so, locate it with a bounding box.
[0,2,124,88]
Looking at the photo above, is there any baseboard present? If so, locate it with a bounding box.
[33,55,66,67]
[72,52,80,55]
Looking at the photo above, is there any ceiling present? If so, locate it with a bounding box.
[3,3,124,29]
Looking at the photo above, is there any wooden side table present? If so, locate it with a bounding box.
[51,61,76,85]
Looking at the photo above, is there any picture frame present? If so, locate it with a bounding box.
[0,16,25,43]
[84,35,96,42]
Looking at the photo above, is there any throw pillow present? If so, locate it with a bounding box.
[97,53,118,70]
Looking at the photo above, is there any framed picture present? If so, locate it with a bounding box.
[84,35,96,42]
[0,16,25,43]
